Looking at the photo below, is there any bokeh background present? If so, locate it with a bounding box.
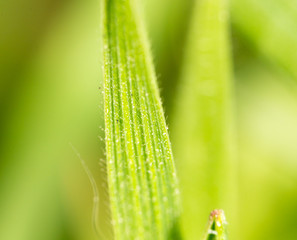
[1,0,297,239]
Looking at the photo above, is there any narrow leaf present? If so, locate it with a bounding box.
[172,0,236,239]
[203,210,228,240]
[101,0,180,239]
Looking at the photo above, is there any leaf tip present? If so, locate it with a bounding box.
[204,209,228,240]
[209,209,226,224]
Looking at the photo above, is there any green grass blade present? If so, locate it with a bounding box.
[172,0,236,239]
[203,210,228,240]
[144,0,194,115]
[101,0,180,239]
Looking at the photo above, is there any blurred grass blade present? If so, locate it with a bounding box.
[144,0,194,115]
[172,0,236,239]
[231,0,297,80]
[101,0,180,239]
[203,210,228,240]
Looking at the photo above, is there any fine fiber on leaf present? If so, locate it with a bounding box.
[101,0,180,239]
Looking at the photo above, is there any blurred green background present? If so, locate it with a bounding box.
[1,0,297,239]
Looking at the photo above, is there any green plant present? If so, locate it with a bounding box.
[1,0,297,240]
[101,0,232,239]
[101,0,180,239]
[203,210,228,240]
[172,0,236,238]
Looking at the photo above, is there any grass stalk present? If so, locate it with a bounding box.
[101,0,181,239]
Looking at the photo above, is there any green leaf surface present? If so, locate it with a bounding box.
[172,0,236,239]
[101,0,180,239]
